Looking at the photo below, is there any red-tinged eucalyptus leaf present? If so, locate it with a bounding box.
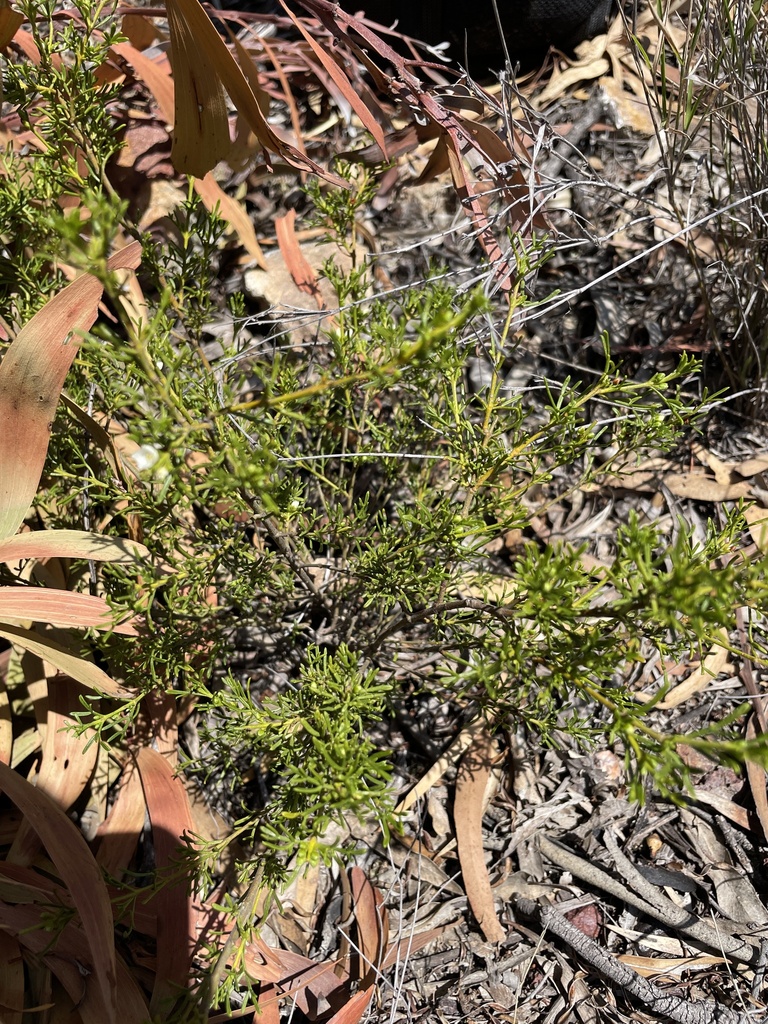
[95,759,146,880]
[0,902,148,1024]
[135,746,197,1015]
[9,677,99,866]
[0,624,132,696]
[106,241,142,273]
[275,211,322,306]
[454,726,506,943]
[380,924,453,970]
[242,946,348,1016]
[349,867,387,986]
[323,987,374,1024]
[0,588,138,634]
[251,984,281,1024]
[0,274,104,541]
[0,251,138,540]
[0,930,23,1024]
[0,761,117,1022]
[0,529,150,564]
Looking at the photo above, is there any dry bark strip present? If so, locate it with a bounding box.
[514,897,754,1024]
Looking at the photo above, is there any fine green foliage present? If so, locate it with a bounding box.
[3,0,768,1017]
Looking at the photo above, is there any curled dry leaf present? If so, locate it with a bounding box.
[454,725,506,943]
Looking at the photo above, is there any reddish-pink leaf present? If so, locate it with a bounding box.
[278,0,388,160]
[275,211,323,306]
[166,0,343,182]
[349,867,387,986]
[135,746,196,1015]
[95,758,147,880]
[0,274,103,540]
[0,903,148,1024]
[0,587,138,634]
[0,530,150,564]
[0,760,117,1022]
[111,41,175,124]
[9,677,99,866]
[323,987,374,1024]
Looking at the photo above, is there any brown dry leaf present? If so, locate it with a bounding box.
[656,629,731,709]
[734,453,768,478]
[454,724,505,943]
[166,0,340,182]
[0,902,149,1024]
[278,1,388,160]
[535,46,611,107]
[349,867,387,987]
[194,173,267,266]
[0,588,138,634]
[121,12,158,50]
[111,42,174,124]
[0,3,22,50]
[381,923,454,970]
[0,930,23,1024]
[165,0,232,177]
[0,530,149,564]
[322,988,374,1024]
[0,623,131,697]
[689,788,752,830]
[662,470,752,502]
[275,210,323,306]
[600,75,656,134]
[135,746,197,1015]
[243,946,349,1017]
[0,760,118,1022]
